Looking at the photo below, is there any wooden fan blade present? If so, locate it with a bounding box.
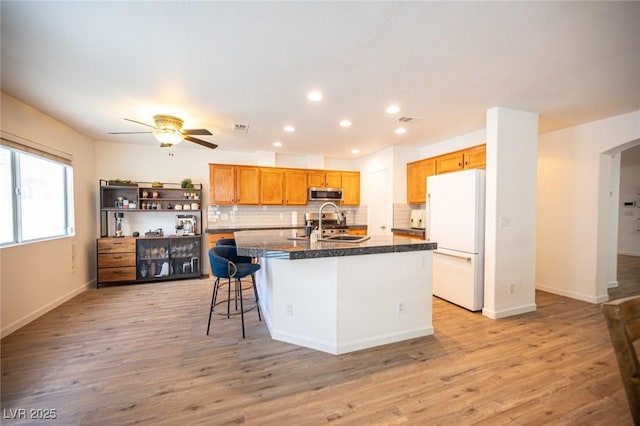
[182,128,212,136]
[124,118,156,129]
[108,131,153,135]
[184,135,218,149]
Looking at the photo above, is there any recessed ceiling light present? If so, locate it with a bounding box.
[351,149,360,154]
[307,90,323,102]
[339,119,352,128]
[395,127,407,135]
[386,104,400,114]
[273,141,283,147]
[283,125,295,132]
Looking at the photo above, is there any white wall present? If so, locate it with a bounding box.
[417,129,487,160]
[537,111,640,303]
[1,92,97,337]
[618,150,640,255]
[483,107,538,319]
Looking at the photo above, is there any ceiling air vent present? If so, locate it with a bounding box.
[398,117,414,123]
[233,123,250,133]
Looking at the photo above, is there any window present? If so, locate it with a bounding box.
[1,139,74,246]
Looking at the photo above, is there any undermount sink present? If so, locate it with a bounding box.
[321,235,371,243]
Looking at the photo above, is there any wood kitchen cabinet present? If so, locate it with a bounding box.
[235,167,260,204]
[97,238,137,286]
[435,151,465,174]
[209,164,260,205]
[435,144,486,174]
[463,144,486,169]
[260,167,314,205]
[340,171,360,206]
[308,170,342,188]
[284,169,308,205]
[348,227,367,236]
[97,236,202,287]
[208,233,235,249]
[406,158,435,204]
[260,168,284,205]
[210,164,360,206]
[407,144,486,203]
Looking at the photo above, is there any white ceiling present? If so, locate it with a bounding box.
[1,1,639,160]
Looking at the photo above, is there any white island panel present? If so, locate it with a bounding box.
[256,250,433,355]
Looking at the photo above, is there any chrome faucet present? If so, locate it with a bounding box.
[318,201,339,239]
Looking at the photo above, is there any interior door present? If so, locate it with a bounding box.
[367,168,389,236]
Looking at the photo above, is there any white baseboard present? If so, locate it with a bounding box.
[271,326,435,355]
[1,280,93,338]
[482,303,537,319]
[535,284,609,304]
[608,280,619,289]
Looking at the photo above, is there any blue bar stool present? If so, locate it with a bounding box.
[207,245,261,338]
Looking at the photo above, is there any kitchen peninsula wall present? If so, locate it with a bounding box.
[207,202,367,229]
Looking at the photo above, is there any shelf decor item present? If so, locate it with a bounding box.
[181,178,194,189]
[151,181,163,188]
[107,178,136,186]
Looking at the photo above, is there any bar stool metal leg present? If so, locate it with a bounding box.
[237,278,246,338]
[207,277,220,335]
[251,274,261,321]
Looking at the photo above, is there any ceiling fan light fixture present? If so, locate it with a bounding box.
[153,129,183,145]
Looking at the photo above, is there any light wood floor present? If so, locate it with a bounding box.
[609,255,640,301]
[2,257,638,425]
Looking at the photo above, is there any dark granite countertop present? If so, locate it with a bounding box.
[234,230,436,260]
[207,224,368,233]
[391,227,426,237]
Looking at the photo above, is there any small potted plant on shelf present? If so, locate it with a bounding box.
[181,178,194,189]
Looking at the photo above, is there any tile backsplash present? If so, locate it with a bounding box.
[207,202,367,229]
[392,203,426,228]
[393,203,411,228]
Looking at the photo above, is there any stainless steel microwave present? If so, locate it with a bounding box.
[308,187,343,201]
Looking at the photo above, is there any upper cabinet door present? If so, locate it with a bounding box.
[435,152,464,174]
[463,145,486,169]
[307,171,325,187]
[325,171,342,188]
[284,169,308,205]
[260,168,284,205]
[407,159,435,204]
[209,164,236,204]
[340,172,360,206]
[236,167,260,205]
[307,170,342,188]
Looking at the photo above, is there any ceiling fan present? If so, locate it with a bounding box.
[109,114,217,150]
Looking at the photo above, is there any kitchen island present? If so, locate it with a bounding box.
[235,230,437,354]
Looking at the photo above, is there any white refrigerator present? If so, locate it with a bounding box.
[427,169,485,311]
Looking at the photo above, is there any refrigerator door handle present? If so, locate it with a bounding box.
[433,250,472,262]
[426,192,431,240]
